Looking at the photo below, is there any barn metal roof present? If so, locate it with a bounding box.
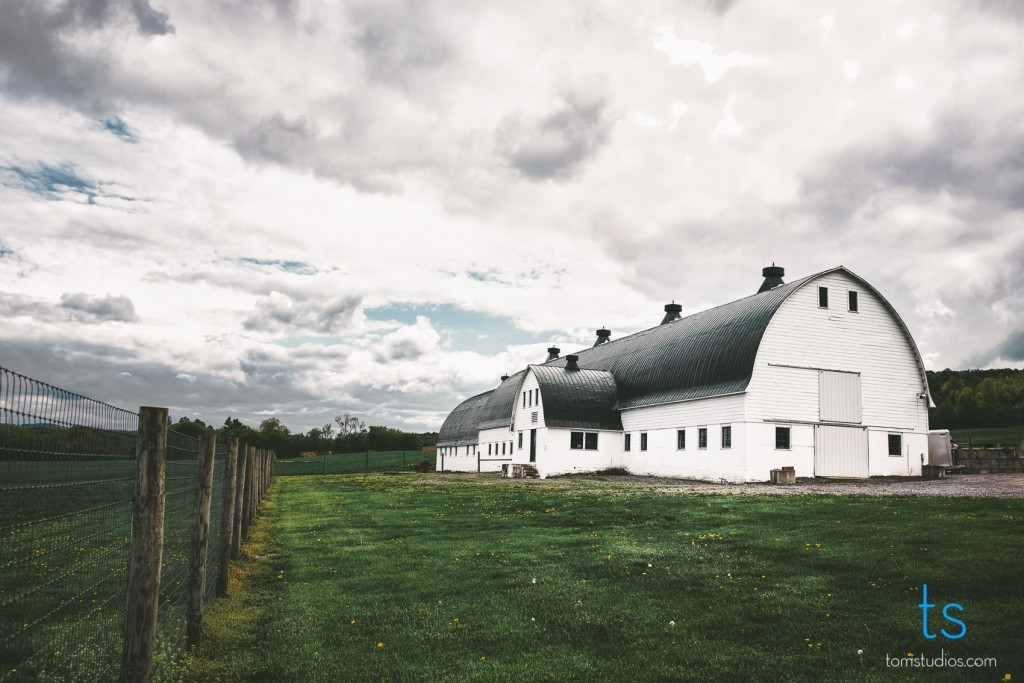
[528,365,622,430]
[476,369,527,431]
[542,271,820,409]
[541,267,932,409]
[437,389,493,446]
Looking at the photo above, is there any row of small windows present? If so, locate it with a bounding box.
[818,286,858,312]
[487,441,514,456]
[444,428,904,457]
[625,426,732,451]
[522,388,540,408]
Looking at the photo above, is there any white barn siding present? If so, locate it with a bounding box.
[747,271,928,477]
[620,394,748,482]
[478,426,515,472]
[439,443,479,472]
[538,428,622,478]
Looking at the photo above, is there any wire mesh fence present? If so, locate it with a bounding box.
[0,367,273,681]
[0,367,137,681]
[275,450,433,476]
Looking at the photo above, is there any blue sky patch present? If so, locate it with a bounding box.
[2,163,100,201]
[102,117,138,143]
[366,303,557,354]
[238,257,317,275]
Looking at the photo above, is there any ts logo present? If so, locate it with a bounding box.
[919,584,966,639]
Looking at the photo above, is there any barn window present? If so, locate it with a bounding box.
[570,432,584,449]
[570,432,599,450]
[523,392,527,408]
[677,429,686,450]
[775,427,791,450]
[518,432,523,449]
[585,433,598,450]
[818,286,829,308]
[624,433,631,451]
[488,444,492,456]
[640,432,648,451]
[534,389,539,405]
[698,428,707,449]
[849,290,858,312]
[888,433,902,456]
[721,426,732,449]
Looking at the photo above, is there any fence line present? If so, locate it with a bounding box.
[0,366,275,681]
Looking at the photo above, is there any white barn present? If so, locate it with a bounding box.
[436,266,933,482]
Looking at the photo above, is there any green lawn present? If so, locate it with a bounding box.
[949,426,1024,448]
[185,475,1024,682]
[274,450,433,476]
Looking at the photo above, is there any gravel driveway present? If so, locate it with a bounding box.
[430,472,1024,498]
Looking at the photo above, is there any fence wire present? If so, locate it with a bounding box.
[0,368,240,681]
[0,367,137,682]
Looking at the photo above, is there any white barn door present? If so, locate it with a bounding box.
[814,426,868,478]
[819,371,862,423]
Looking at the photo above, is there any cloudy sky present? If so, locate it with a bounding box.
[1,0,1022,433]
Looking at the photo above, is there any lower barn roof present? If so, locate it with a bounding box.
[437,390,493,447]
[528,365,622,430]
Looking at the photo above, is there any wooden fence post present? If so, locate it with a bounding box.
[241,445,253,541]
[232,444,248,559]
[217,438,239,596]
[121,406,168,683]
[186,433,217,650]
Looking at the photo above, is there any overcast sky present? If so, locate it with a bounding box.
[1,0,1022,433]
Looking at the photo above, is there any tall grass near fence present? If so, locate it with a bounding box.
[0,366,274,681]
[275,450,432,476]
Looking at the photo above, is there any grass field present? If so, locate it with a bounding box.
[186,474,1024,682]
[949,426,1024,448]
[274,450,433,476]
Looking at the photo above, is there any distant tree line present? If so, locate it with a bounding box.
[927,368,1024,429]
[169,412,437,459]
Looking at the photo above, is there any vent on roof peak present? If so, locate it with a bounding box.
[661,302,682,324]
[565,354,580,371]
[593,328,611,347]
[500,374,510,382]
[546,346,560,362]
[758,264,785,293]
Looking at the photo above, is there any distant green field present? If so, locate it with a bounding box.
[949,426,1024,448]
[274,450,433,476]
[186,475,1024,682]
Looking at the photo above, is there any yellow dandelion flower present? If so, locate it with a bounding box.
[377,642,384,648]
[351,619,356,625]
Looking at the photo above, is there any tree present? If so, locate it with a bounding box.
[334,413,366,436]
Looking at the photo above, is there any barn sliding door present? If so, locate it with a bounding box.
[814,425,868,478]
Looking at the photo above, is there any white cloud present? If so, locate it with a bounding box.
[712,95,743,141]
[843,59,860,80]
[653,26,767,83]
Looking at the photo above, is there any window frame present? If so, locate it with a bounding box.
[775,426,791,450]
[584,432,598,450]
[624,433,631,452]
[570,432,584,450]
[818,286,829,308]
[518,431,523,449]
[698,427,707,449]
[677,429,686,450]
[888,433,902,457]
[640,432,648,451]
[721,425,732,449]
[848,290,859,312]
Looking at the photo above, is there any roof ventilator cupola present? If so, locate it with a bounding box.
[661,302,682,325]
[565,354,580,371]
[500,374,509,382]
[546,346,561,362]
[758,264,785,293]
[593,328,611,347]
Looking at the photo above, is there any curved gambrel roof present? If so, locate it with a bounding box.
[437,390,493,446]
[542,267,932,409]
[527,365,622,431]
[476,370,527,431]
